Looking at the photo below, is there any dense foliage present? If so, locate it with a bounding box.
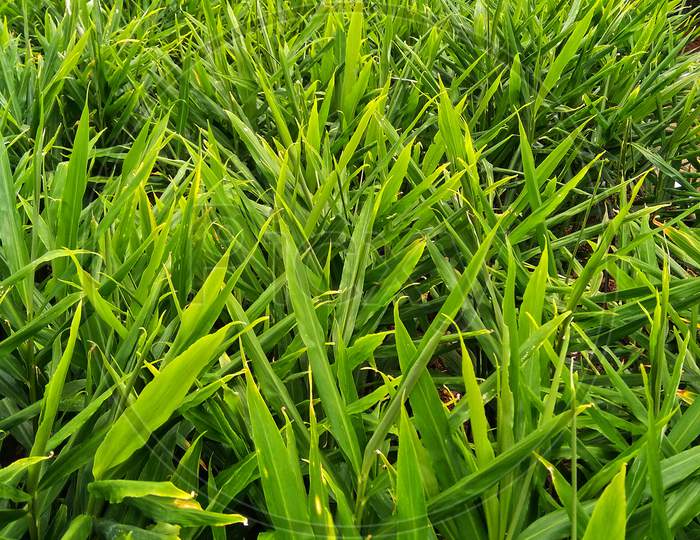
[0,0,699,538]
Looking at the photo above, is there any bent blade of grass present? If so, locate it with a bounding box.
[93,325,232,479]
[88,480,192,503]
[126,496,247,527]
[0,248,87,291]
[0,457,50,484]
[0,483,30,503]
[46,385,115,452]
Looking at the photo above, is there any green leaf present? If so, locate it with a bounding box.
[0,133,29,305]
[341,1,364,121]
[582,465,626,540]
[396,407,437,540]
[334,191,377,345]
[126,496,247,527]
[93,326,231,478]
[29,302,83,487]
[0,483,30,503]
[281,221,362,472]
[88,480,193,503]
[361,214,505,475]
[429,406,587,522]
[535,2,597,112]
[57,104,92,252]
[58,515,92,540]
[245,368,313,537]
